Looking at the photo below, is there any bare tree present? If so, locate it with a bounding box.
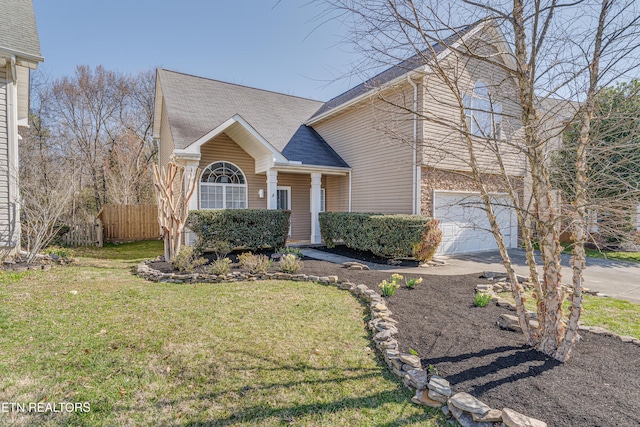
[152,162,199,261]
[322,0,640,361]
[105,70,157,205]
[19,75,76,261]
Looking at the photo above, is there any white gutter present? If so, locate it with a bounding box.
[407,73,419,215]
[348,171,352,212]
[0,47,43,66]
[272,162,351,176]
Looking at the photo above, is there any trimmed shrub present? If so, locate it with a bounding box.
[319,212,441,259]
[412,219,443,262]
[238,252,272,274]
[279,253,303,274]
[187,209,290,251]
[207,257,232,275]
[172,246,207,273]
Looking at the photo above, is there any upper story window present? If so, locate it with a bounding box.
[463,81,502,140]
[200,161,247,209]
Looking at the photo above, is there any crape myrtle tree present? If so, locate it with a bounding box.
[322,0,640,361]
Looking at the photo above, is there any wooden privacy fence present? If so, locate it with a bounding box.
[61,219,104,247]
[97,204,160,242]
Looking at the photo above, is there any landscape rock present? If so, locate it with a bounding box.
[502,408,547,427]
[374,330,395,341]
[427,389,449,403]
[449,405,494,427]
[449,392,491,416]
[427,376,452,397]
[411,389,442,408]
[398,353,421,369]
[404,369,428,389]
[472,408,502,422]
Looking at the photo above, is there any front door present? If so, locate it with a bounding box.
[277,186,291,236]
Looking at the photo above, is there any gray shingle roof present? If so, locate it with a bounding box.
[0,0,42,60]
[159,69,323,151]
[310,22,481,120]
[282,125,349,168]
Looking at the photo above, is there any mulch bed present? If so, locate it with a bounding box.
[316,245,421,267]
[147,257,640,426]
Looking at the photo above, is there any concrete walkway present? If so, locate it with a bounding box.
[301,248,640,303]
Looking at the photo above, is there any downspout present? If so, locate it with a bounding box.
[407,74,419,214]
[7,56,20,251]
[348,171,352,212]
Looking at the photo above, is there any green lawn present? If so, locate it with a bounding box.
[497,292,640,339]
[584,247,640,263]
[0,242,443,426]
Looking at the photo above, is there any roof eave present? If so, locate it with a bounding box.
[273,162,351,176]
[0,47,43,66]
[306,65,429,126]
[306,19,492,126]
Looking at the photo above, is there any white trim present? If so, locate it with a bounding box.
[277,186,292,210]
[306,20,498,126]
[6,59,20,248]
[272,162,350,176]
[348,171,352,212]
[182,114,287,163]
[199,160,249,210]
[309,188,326,213]
[407,73,419,214]
[310,173,322,244]
[277,186,292,237]
[266,169,278,210]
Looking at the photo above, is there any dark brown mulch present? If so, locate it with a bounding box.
[144,258,640,426]
[316,245,421,267]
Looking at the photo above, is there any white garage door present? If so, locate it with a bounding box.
[434,192,517,255]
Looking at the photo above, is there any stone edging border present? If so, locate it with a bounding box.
[136,259,550,427]
[475,282,640,347]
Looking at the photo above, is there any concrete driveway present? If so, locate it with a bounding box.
[302,247,640,303]
[431,249,640,303]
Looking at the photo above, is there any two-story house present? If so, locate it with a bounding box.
[153,19,524,254]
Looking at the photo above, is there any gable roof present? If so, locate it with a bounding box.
[0,0,42,61]
[309,20,483,122]
[157,69,350,169]
[158,69,322,152]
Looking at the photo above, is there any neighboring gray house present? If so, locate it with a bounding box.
[0,0,43,257]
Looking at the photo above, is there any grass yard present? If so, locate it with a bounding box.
[497,291,640,339]
[0,241,443,426]
[583,247,640,263]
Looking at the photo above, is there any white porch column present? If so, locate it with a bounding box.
[266,169,278,210]
[310,172,322,244]
[183,159,201,245]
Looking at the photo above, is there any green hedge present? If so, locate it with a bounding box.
[186,209,290,251]
[319,212,441,260]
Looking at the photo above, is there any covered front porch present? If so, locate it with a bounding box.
[173,116,350,243]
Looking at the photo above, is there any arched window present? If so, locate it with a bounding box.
[200,161,247,209]
[463,81,502,139]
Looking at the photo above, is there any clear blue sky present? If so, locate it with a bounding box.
[32,0,360,101]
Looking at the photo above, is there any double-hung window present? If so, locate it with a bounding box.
[463,81,502,139]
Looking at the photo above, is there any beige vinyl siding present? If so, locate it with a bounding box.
[276,173,317,241]
[158,98,174,169]
[198,132,266,210]
[420,31,525,176]
[313,86,415,214]
[325,174,349,212]
[0,66,11,246]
